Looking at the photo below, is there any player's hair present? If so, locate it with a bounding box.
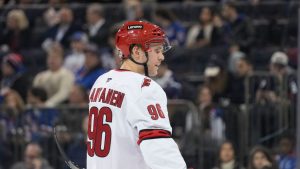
[118,44,142,65]
[7,9,29,30]
[129,44,142,55]
[87,3,104,17]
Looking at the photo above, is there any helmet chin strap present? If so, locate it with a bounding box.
[129,52,149,76]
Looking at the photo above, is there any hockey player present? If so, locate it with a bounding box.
[86,20,187,169]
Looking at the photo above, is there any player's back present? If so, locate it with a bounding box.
[87,69,160,169]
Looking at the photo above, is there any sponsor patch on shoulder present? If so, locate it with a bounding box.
[127,25,143,30]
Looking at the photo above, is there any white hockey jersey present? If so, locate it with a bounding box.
[86,69,187,169]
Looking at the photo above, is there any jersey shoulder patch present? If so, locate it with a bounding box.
[141,78,151,88]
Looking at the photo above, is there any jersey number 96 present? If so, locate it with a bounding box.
[147,104,165,120]
[87,106,112,157]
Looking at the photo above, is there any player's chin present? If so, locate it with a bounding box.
[148,70,158,77]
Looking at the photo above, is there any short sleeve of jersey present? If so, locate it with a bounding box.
[126,82,172,137]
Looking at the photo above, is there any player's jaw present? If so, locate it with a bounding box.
[148,55,164,77]
[146,44,165,77]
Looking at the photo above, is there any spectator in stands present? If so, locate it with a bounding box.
[270,51,297,128]
[249,76,281,147]
[25,87,58,141]
[0,9,31,52]
[254,80,278,105]
[68,84,88,106]
[247,146,278,169]
[124,0,145,21]
[249,0,261,6]
[19,87,59,142]
[263,51,297,104]
[221,2,255,52]
[4,90,25,116]
[64,31,88,74]
[43,8,59,28]
[47,0,67,5]
[65,115,88,169]
[204,58,231,103]
[10,142,53,169]
[227,45,246,74]
[228,56,253,104]
[33,42,74,107]
[42,7,81,49]
[0,90,25,145]
[0,53,32,101]
[26,87,47,108]
[3,0,33,5]
[153,7,186,46]
[196,85,225,143]
[99,25,119,69]
[0,138,13,169]
[85,3,110,48]
[269,51,295,83]
[212,141,244,169]
[276,133,296,169]
[187,85,225,169]
[185,7,223,48]
[235,56,253,78]
[33,7,58,46]
[75,43,106,90]
[154,62,182,99]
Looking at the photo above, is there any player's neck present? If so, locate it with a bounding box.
[120,61,145,75]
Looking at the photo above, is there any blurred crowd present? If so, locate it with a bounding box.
[0,0,298,169]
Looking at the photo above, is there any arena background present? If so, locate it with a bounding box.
[0,0,299,169]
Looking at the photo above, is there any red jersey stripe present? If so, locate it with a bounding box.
[137,129,171,145]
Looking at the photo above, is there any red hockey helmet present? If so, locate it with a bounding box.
[115,21,171,59]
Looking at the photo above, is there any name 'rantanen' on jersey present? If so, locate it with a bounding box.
[89,87,125,108]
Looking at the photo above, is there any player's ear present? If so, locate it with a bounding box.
[131,45,144,60]
[132,45,140,56]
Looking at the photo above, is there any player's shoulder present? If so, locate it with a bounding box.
[115,70,162,88]
[92,69,143,89]
[140,76,162,91]
[95,69,164,94]
[107,69,149,85]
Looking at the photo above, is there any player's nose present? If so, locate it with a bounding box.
[159,52,164,61]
